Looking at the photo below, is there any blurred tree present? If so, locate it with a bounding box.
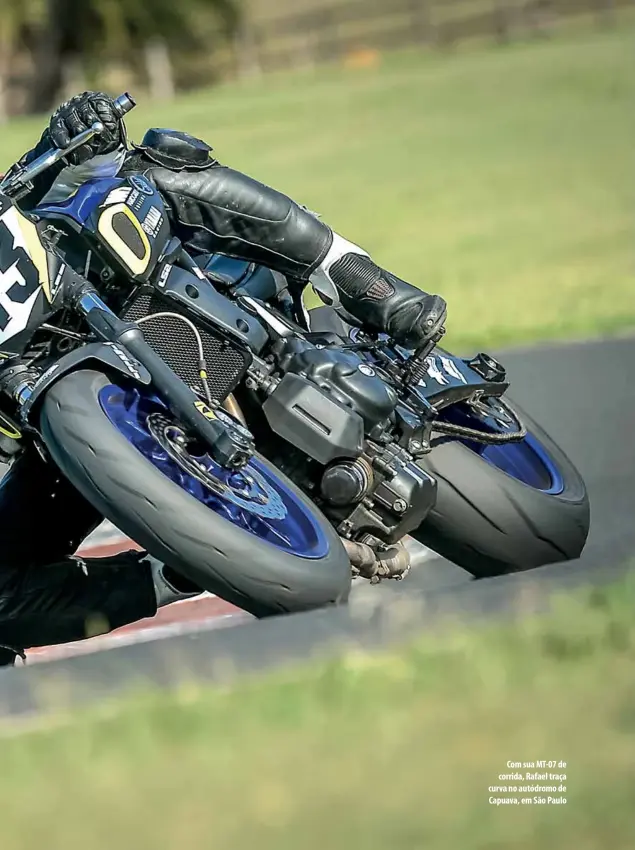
[0,0,47,120]
[19,0,241,114]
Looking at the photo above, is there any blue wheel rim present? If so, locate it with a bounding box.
[443,403,565,495]
[99,384,329,559]
[479,434,565,495]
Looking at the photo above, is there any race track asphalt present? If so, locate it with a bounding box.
[0,335,633,718]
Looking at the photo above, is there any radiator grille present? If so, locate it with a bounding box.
[121,288,251,402]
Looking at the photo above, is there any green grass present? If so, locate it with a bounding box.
[2,23,633,350]
[2,575,635,849]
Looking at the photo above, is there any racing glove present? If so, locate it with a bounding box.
[49,91,125,165]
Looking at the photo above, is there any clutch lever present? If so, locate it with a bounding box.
[0,122,104,200]
[0,92,136,200]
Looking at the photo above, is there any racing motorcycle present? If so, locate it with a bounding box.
[0,94,589,617]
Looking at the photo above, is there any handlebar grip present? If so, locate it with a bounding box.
[112,92,136,120]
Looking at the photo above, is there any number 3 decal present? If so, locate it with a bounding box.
[0,197,51,345]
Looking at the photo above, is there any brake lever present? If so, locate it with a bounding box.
[403,327,446,388]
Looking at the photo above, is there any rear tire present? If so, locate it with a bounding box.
[412,404,590,577]
[40,369,352,617]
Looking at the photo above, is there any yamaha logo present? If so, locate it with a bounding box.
[129,175,154,196]
[358,364,376,377]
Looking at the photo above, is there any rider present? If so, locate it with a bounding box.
[0,91,447,666]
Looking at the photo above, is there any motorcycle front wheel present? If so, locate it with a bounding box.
[39,369,351,617]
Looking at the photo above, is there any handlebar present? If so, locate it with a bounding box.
[111,92,136,120]
[0,92,136,200]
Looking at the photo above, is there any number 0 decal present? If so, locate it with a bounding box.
[0,196,51,345]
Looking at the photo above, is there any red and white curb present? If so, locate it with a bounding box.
[26,522,436,665]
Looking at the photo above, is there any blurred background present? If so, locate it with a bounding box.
[0,0,631,355]
[0,0,630,117]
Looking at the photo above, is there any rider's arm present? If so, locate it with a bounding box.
[4,130,64,209]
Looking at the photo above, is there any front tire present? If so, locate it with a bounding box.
[412,404,590,577]
[39,370,351,617]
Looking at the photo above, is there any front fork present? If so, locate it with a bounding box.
[77,289,254,468]
[9,285,254,469]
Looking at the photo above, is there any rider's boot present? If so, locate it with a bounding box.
[310,235,447,350]
[0,646,25,667]
[148,556,204,608]
[0,555,201,669]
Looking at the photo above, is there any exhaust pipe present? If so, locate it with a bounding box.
[341,539,411,583]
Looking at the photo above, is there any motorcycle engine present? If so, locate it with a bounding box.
[278,339,398,430]
[263,337,436,545]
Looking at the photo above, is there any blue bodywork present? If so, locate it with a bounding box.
[36,178,123,227]
[38,179,335,559]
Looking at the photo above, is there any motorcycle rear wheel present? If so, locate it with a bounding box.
[412,403,590,577]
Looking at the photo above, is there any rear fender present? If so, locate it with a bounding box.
[23,342,151,424]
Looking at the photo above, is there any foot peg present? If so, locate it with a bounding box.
[419,294,447,340]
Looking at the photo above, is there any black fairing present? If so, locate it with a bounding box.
[278,339,398,431]
[157,265,269,353]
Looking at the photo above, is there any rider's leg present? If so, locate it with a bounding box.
[146,164,446,349]
[308,233,446,350]
[0,449,187,665]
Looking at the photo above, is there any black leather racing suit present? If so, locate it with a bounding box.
[0,100,447,665]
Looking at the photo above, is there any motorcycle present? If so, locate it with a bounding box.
[0,93,589,618]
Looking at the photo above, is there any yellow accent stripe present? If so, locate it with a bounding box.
[16,214,52,302]
[98,204,151,276]
[194,400,216,420]
[0,413,21,439]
